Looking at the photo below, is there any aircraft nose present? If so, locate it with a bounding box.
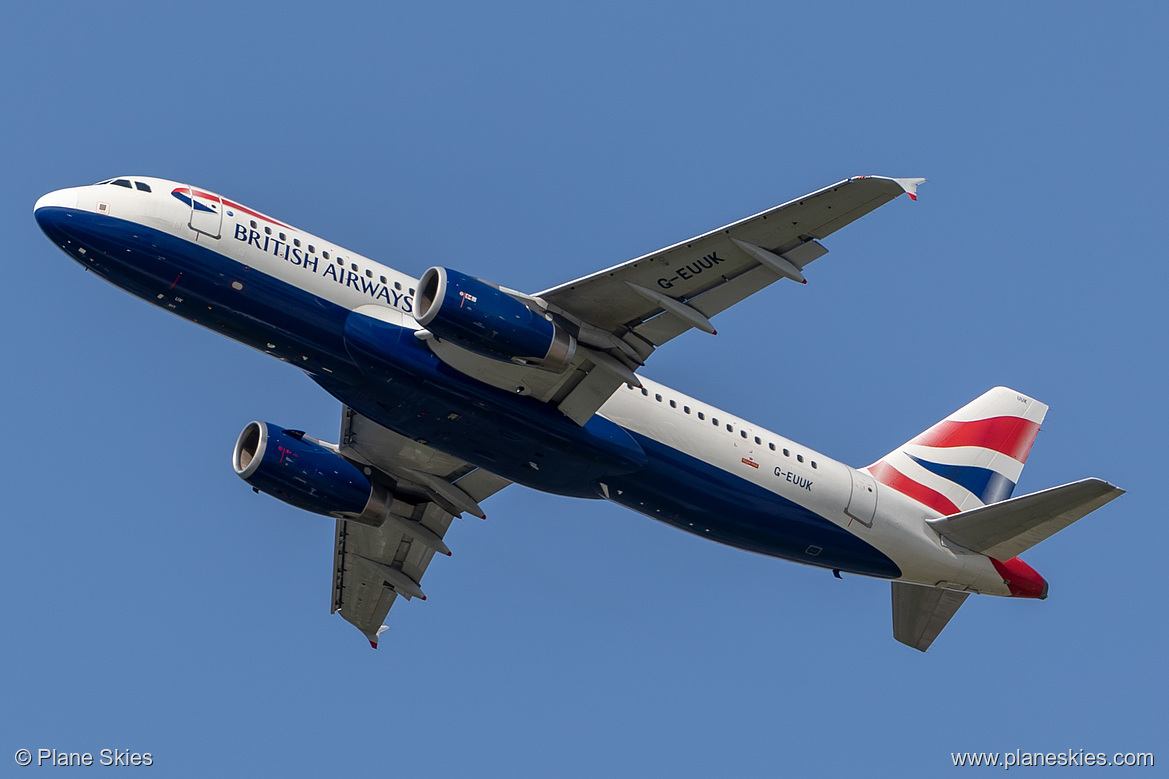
[34,187,79,214]
[34,187,83,239]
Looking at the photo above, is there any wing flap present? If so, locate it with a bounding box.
[330,408,511,645]
[927,478,1124,561]
[892,582,969,652]
[332,518,407,644]
[555,356,630,425]
[632,264,779,345]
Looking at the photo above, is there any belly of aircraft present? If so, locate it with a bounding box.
[36,207,357,378]
[602,433,902,578]
[327,376,901,577]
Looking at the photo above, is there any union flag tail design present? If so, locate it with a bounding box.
[866,387,1049,517]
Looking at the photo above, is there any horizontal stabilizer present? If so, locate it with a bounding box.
[892,582,969,652]
[928,478,1124,561]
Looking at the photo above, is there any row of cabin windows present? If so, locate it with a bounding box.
[245,219,414,295]
[640,386,817,468]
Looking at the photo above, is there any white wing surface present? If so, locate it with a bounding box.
[537,176,923,350]
[525,176,923,422]
[330,407,510,646]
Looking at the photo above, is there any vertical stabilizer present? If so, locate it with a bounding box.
[866,387,1048,516]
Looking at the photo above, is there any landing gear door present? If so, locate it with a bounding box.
[185,185,223,239]
[846,468,878,527]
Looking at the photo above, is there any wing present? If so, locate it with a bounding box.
[413,176,922,427]
[538,175,923,344]
[527,175,924,418]
[330,406,510,646]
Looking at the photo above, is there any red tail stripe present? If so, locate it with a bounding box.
[867,461,961,516]
[909,417,1040,462]
[183,187,293,229]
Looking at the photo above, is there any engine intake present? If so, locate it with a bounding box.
[414,266,576,372]
[233,421,385,521]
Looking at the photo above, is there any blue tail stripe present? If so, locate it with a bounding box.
[907,454,1016,504]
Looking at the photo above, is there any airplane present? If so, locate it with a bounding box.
[33,174,1124,651]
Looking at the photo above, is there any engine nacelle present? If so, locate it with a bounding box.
[232,421,384,521]
[414,266,576,372]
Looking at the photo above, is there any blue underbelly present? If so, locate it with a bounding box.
[326,314,649,496]
[36,207,360,382]
[605,433,901,578]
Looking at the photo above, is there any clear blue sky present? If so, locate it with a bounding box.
[3,2,1164,775]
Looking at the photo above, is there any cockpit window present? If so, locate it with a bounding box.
[94,179,114,185]
[112,179,132,188]
[134,181,151,192]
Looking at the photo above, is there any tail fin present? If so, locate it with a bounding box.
[866,387,1048,516]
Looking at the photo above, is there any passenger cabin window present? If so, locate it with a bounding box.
[278,233,286,241]
[698,412,705,420]
[811,461,818,469]
[684,406,691,414]
[294,239,301,248]
[797,454,804,463]
[740,430,748,439]
[351,263,358,271]
[134,182,151,192]
[783,449,790,457]
[754,436,761,445]
[395,282,402,291]
[308,244,315,253]
[669,400,676,408]
[323,251,330,260]
[250,220,258,229]
[726,424,733,432]
[264,226,271,235]
[641,388,648,396]
[655,394,662,402]
[769,443,776,451]
[112,179,132,188]
[712,418,718,426]
[366,270,373,278]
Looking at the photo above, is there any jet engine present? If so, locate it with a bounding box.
[414,266,576,372]
[232,421,385,522]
